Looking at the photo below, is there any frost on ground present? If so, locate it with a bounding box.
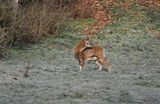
[0,5,160,104]
[0,30,160,104]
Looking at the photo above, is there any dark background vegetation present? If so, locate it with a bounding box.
[0,0,73,57]
[0,0,160,58]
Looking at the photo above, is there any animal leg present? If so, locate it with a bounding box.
[104,57,111,72]
[107,65,111,72]
[95,60,103,71]
[99,57,111,72]
[79,60,85,72]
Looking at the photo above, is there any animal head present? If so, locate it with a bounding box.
[79,39,92,48]
[75,39,92,54]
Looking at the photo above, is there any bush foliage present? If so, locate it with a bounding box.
[0,0,71,58]
[0,0,159,58]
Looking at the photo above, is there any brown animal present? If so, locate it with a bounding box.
[74,39,111,72]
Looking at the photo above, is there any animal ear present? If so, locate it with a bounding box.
[83,35,89,41]
[85,37,89,41]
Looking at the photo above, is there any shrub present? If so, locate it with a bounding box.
[0,0,71,58]
[10,0,70,42]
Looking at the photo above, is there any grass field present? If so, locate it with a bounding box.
[0,3,160,104]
